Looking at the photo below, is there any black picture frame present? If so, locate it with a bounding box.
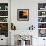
[17,9,29,21]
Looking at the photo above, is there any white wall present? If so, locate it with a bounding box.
[11,0,46,46]
[11,0,38,30]
[11,0,46,30]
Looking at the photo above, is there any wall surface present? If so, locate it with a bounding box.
[11,0,46,46]
[11,0,38,30]
[11,0,46,30]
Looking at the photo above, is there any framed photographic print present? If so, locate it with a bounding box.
[17,9,29,21]
[38,29,46,37]
[0,23,8,37]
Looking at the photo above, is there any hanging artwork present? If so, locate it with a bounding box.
[17,9,29,21]
[38,29,46,37]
